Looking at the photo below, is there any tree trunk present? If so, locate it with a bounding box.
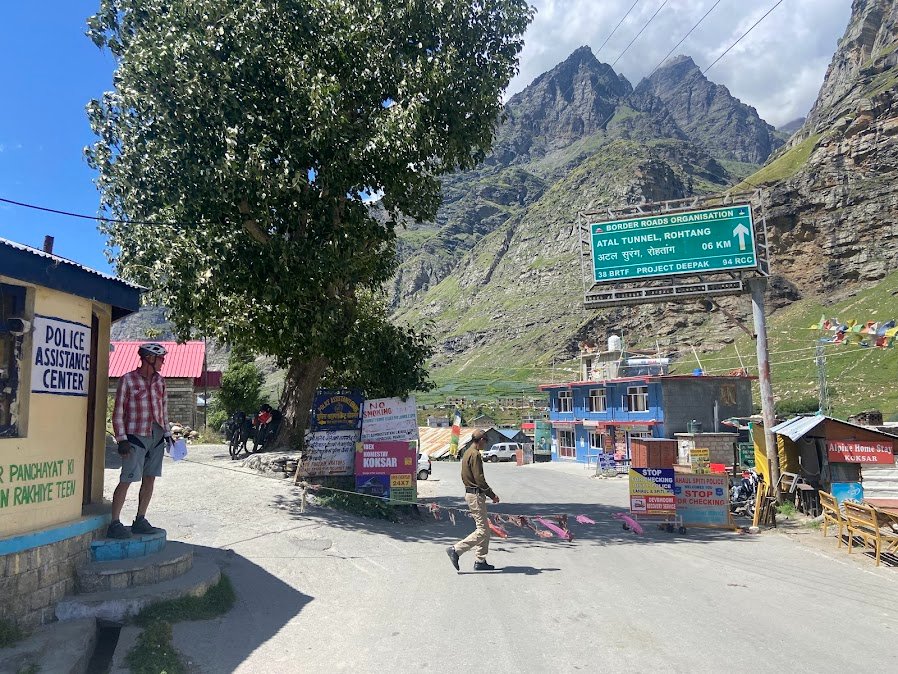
[273,356,329,450]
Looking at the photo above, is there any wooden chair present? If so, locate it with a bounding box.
[843,502,898,566]
[818,491,846,546]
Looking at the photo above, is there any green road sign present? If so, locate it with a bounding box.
[590,204,757,283]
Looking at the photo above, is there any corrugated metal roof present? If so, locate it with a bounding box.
[109,341,206,378]
[0,237,143,289]
[771,414,898,442]
[418,426,478,459]
[496,428,521,439]
[770,415,825,441]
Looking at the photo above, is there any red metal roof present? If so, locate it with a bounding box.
[109,341,206,379]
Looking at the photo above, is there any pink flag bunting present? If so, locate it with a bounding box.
[576,515,596,524]
[537,517,572,540]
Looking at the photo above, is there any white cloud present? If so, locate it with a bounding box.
[509,0,853,127]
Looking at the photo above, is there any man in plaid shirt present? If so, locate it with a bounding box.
[108,343,172,539]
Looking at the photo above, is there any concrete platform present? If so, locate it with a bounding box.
[55,558,221,623]
[0,618,96,674]
[90,529,167,561]
[77,541,194,593]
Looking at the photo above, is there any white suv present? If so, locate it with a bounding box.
[482,442,519,462]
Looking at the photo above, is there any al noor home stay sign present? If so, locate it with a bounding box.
[30,315,91,396]
[355,441,417,504]
[590,204,757,282]
[827,440,896,465]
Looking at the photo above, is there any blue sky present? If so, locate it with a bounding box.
[1,1,851,277]
[0,2,117,273]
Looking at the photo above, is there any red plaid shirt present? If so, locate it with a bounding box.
[112,369,169,442]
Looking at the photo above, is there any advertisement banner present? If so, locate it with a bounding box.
[534,421,552,456]
[297,430,359,476]
[355,441,417,504]
[674,473,730,526]
[360,397,418,442]
[690,447,710,474]
[827,440,895,465]
[830,481,864,506]
[629,468,676,515]
[310,389,363,431]
[30,315,91,396]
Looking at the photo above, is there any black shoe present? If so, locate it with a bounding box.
[107,520,131,539]
[446,546,460,571]
[131,516,162,535]
[473,560,495,571]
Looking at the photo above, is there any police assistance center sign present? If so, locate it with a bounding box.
[591,204,756,282]
[30,315,91,396]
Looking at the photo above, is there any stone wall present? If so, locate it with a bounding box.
[675,432,739,466]
[0,524,106,629]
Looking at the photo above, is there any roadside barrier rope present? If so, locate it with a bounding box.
[177,453,593,540]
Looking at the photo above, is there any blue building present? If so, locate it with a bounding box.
[539,344,753,464]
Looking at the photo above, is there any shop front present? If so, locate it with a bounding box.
[0,238,140,628]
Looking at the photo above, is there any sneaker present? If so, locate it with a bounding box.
[107,520,131,539]
[131,516,162,535]
[446,546,460,571]
[473,559,495,571]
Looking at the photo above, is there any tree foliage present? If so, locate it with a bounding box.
[85,0,533,441]
[216,347,265,416]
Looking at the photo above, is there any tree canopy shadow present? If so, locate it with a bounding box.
[169,545,314,672]
[272,488,762,550]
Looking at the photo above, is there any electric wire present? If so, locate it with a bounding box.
[703,0,784,74]
[0,196,192,229]
[647,0,723,77]
[611,0,669,67]
[596,0,641,55]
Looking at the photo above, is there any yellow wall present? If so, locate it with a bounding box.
[0,281,111,538]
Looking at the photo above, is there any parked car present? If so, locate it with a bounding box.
[482,442,520,462]
[417,452,431,480]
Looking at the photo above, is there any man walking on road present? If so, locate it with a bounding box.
[447,430,500,571]
[108,343,172,539]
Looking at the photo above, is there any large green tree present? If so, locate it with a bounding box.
[86,0,533,445]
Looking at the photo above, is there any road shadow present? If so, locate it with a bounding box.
[170,545,314,672]
[274,488,761,550]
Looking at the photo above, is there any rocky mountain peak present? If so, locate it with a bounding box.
[493,46,632,163]
[801,0,898,135]
[637,54,783,163]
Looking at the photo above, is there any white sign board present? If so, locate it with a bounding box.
[298,430,359,476]
[360,397,419,442]
[30,314,91,396]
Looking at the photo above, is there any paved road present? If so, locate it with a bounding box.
[106,446,898,672]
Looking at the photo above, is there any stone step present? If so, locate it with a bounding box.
[55,558,221,623]
[0,618,96,674]
[77,541,194,593]
[90,528,167,562]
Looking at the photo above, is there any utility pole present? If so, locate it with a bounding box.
[815,343,830,415]
[748,277,780,496]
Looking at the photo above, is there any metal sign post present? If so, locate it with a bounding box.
[748,276,780,495]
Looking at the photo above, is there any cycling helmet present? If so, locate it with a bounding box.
[138,343,168,358]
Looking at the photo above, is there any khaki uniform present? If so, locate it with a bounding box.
[453,447,497,560]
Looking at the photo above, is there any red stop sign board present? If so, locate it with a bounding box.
[827,440,895,464]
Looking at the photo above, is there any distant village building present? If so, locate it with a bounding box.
[426,415,450,428]
[540,339,753,463]
[109,341,220,428]
[469,413,498,428]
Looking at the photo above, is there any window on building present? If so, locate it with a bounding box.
[557,390,572,413]
[629,431,653,439]
[558,430,576,459]
[588,431,604,452]
[0,283,27,437]
[588,388,606,412]
[626,385,649,412]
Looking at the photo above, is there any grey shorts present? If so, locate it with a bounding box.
[120,424,166,483]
